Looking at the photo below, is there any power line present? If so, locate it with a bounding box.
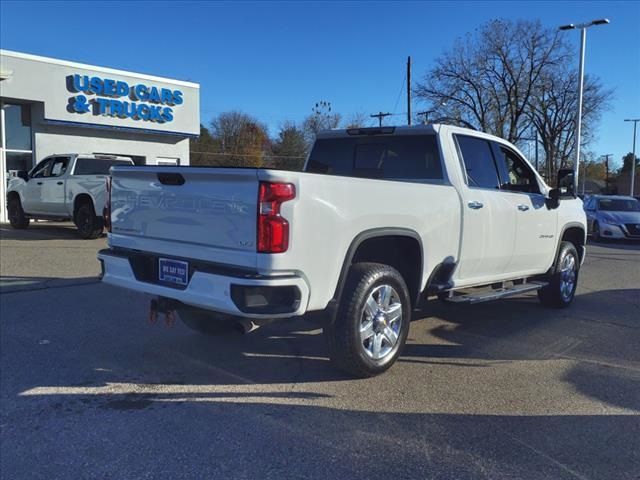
[391,71,407,116]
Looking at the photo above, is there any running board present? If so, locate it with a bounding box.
[443,281,548,304]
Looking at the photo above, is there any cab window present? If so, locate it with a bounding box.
[30,158,53,178]
[49,157,70,177]
[492,144,540,194]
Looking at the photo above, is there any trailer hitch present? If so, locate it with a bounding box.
[149,297,179,327]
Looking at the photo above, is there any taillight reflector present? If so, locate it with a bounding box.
[257,182,295,253]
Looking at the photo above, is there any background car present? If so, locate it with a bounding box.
[584,195,640,241]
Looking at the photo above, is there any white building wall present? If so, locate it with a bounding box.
[0,50,200,222]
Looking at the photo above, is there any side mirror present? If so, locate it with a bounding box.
[546,188,560,210]
[17,170,29,182]
[557,168,575,197]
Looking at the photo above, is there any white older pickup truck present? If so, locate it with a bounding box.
[98,125,586,376]
[7,154,134,238]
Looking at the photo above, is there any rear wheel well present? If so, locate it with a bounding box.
[73,194,95,220]
[561,227,586,263]
[348,235,422,305]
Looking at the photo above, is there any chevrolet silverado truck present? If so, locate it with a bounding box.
[98,125,586,377]
[7,154,134,239]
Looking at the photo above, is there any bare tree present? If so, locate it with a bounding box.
[415,19,569,143]
[269,122,308,170]
[344,112,371,129]
[530,70,612,177]
[210,111,270,167]
[303,101,341,145]
[415,18,612,179]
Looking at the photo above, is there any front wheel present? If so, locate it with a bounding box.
[75,203,103,239]
[324,262,411,378]
[538,241,579,308]
[7,197,29,229]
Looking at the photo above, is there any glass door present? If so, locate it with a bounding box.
[1,103,34,222]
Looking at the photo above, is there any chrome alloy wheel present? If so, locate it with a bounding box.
[359,284,403,360]
[559,253,577,302]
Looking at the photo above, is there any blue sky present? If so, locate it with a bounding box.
[1,0,639,168]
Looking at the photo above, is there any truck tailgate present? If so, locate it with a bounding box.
[109,167,259,267]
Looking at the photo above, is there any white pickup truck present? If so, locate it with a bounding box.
[98,125,586,376]
[6,154,134,238]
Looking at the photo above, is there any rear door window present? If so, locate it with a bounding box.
[306,134,443,181]
[74,158,132,175]
[454,135,501,189]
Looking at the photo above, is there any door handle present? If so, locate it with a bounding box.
[37,182,43,185]
[57,181,63,185]
[517,204,530,211]
[467,201,484,210]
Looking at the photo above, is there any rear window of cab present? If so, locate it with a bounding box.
[306,135,444,181]
[73,158,133,175]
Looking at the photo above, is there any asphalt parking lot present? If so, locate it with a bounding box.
[1,222,639,480]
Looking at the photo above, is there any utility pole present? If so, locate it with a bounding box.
[407,56,412,126]
[559,18,609,195]
[370,112,392,127]
[624,118,639,196]
[601,154,612,193]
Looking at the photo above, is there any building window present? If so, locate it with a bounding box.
[5,151,33,172]
[4,104,32,151]
[2,103,33,173]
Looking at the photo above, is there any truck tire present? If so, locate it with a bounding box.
[177,308,242,336]
[324,262,411,377]
[7,197,30,229]
[538,241,579,308]
[75,203,103,239]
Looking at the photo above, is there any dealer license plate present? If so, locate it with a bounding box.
[158,258,189,286]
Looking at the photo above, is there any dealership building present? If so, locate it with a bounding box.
[0,49,200,222]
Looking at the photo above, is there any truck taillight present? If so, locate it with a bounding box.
[103,176,112,233]
[257,182,295,253]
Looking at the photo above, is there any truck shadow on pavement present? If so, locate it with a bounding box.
[3,290,639,480]
[0,222,106,241]
[3,284,639,479]
[3,283,638,404]
[0,275,100,293]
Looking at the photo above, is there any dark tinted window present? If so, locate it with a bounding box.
[306,135,443,181]
[74,158,132,175]
[492,144,540,194]
[455,135,500,189]
[598,198,640,212]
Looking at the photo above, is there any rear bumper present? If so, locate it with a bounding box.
[97,249,310,319]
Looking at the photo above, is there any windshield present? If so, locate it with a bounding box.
[598,198,640,212]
